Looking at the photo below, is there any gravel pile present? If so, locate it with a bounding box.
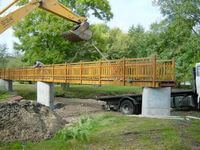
[0,100,66,142]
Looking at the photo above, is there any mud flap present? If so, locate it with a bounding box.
[63,22,92,42]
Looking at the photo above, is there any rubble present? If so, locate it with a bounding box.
[0,100,66,142]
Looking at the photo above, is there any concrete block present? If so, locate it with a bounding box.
[0,80,5,91]
[0,79,13,92]
[142,87,171,116]
[37,82,54,108]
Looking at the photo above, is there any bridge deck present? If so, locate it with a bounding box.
[0,56,176,88]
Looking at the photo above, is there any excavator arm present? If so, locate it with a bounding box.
[0,0,92,41]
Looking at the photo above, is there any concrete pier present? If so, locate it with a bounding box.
[37,82,54,108]
[0,79,13,92]
[142,87,171,117]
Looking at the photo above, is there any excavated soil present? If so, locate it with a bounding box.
[0,100,66,142]
[0,97,105,142]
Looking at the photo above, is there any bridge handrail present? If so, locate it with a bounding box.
[0,56,176,87]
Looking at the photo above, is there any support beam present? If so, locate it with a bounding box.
[37,82,54,108]
[0,79,13,92]
[142,87,171,117]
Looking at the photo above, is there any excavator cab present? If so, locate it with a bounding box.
[63,22,92,42]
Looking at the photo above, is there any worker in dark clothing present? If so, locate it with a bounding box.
[34,61,44,68]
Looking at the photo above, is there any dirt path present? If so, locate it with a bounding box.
[54,97,106,124]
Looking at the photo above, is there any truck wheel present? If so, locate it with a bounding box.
[120,100,135,115]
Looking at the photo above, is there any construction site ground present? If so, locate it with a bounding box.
[54,97,105,124]
[0,84,200,150]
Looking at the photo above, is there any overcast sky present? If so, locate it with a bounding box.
[0,0,162,54]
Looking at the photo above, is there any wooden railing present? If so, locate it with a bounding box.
[0,56,176,87]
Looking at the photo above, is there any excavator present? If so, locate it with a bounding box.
[0,0,92,41]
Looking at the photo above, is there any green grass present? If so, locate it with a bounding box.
[1,113,200,150]
[0,91,13,101]
[56,84,141,99]
[13,83,36,100]
[187,120,200,142]
[13,83,141,100]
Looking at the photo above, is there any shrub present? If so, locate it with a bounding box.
[58,116,98,142]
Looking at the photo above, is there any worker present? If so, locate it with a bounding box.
[34,61,44,68]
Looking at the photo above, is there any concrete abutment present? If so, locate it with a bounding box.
[0,79,13,92]
[142,87,171,117]
[37,82,54,108]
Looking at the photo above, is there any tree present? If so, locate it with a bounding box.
[155,0,200,34]
[153,0,200,82]
[127,25,148,58]
[13,0,113,65]
[6,52,28,68]
[0,44,8,68]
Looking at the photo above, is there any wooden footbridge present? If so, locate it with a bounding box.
[0,56,176,88]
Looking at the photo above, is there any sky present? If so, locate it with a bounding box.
[0,0,163,54]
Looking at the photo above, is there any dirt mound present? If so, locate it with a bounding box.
[0,100,66,142]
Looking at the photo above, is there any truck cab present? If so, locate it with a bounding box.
[195,63,200,108]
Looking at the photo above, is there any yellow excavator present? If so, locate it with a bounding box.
[0,0,92,41]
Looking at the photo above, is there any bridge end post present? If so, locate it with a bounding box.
[142,87,171,117]
[0,79,13,92]
[37,82,54,108]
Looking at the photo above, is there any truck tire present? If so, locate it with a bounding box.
[120,100,135,115]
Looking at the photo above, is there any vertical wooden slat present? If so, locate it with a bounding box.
[26,68,27,81]
[65,62,67,83]
[172,58,176,81]
[123,58,126,86]
[8,68,10,80]
[34,68,35,82]
[52,65,54,82]
[152,55,157,87]
[99,61,102,86]
[4,68,5,79]
[80,62,82,84]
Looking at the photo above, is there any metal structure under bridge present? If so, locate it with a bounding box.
[0,56,176,88]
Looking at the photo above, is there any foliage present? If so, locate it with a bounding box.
[14,0,113,65]
[0,45,27,68]
[155,0,200,34]
[14,83,37,100]
[152,0,200,82]
[0,44,8,68]
[6,55,28,68]
[0,91,13,101]
[58,116,98,142]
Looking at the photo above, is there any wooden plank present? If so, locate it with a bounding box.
[152,55,157,88]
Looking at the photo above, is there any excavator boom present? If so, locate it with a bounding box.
[0,0,92,41]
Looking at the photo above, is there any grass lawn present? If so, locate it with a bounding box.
[0,91,13,102]
[0,113,200,150]
[13,83,142,100]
